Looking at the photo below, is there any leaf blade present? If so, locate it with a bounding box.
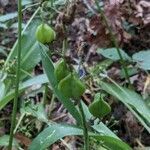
[100,81,150,133]
[29,123,131,150]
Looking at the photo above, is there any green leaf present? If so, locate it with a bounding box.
[132,50,150,70]
[94,136,131,150]
[0,74,48,110]
[120,67,138,79]
[81,102,118,139]
[0,81,5,99]
[40,45,82,125]
[5,19,41,79]
[21,102,48,123]
[0,8,41,109]
[99,81,150,133]
[0,1,32,22]
[29,123,131,150]
[0,12,17,22]
[28,101,130,149]
[22,0,32,6]
[98,48,131,61]
[29,124,81,150]
[21,74,48,88]
[53,0,67,6]
[0,135,18,147]
[0,46,7,56]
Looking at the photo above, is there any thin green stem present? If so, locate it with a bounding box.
[43,84,48,107]
[8,0,22,149]
[78,101,89,150]
[62,39,67,57]
[22,2,40,12]
[13,113,25,134]
[95,0,131,86]
[40,6,44,24]
[51,0,53,7]
[62,25,67,58]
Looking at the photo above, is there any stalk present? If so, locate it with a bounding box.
[43,84,48,107]
[51,0,53,7]
[48,94,55,118]
[78,101,89,150]
[8,0,22,149]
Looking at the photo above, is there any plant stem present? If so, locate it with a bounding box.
[48,94,55,118]
[78,101,89,150]
[95,0,131,86]
[8,0,22,149]
[13,113,25,134]
[43,84,48,107]
[62,25,67,57]
[62,38,67,57]
[22,2,40,12]
[51,0,53,7]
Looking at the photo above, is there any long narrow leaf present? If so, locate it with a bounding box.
[29,123,131,150]
[100,81,150,133]
[0,74,48,110]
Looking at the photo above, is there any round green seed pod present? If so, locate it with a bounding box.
[89,93,111,118]
[54,59,70,83]
[58,74,86,99]
[71,75,86,100]
[58,73,72,98]
[35,23,56,44]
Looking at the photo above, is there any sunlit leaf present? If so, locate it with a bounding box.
[132,50,150,70]
[98,48,131,61]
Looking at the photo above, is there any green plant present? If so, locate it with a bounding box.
[54,59,69,83]
[58,73,85,99]
[35,23,56,44]
[89,93,111,119]
[1,0,150,150]
[8,0,22,149]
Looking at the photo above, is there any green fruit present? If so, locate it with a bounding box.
[71,75,86,99]
[58,74,73,98]
[54,59,70,83]
[58,74,86,99]
[35,23,56,44]
[89,93,111,118]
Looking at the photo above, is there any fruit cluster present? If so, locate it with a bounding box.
[35,23,111,119]
[54,59,86,100]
